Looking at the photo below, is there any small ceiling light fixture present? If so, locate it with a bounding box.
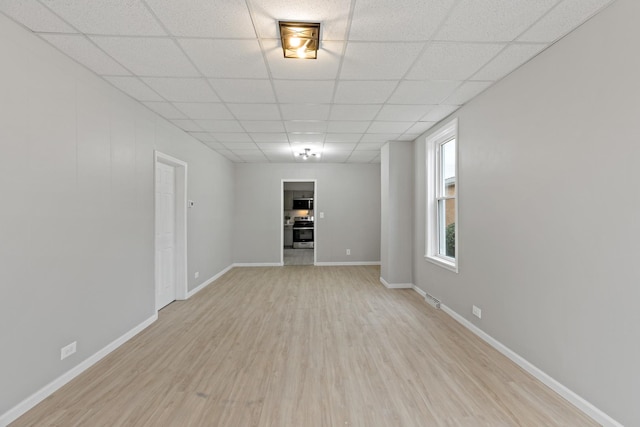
[279,21,320,59]
[298,148,320,160]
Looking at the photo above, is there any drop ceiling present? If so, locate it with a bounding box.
[0,0,615,163]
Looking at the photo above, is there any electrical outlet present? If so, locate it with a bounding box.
[472,305,482,319]
[346,249,351,255]
[61,341,77,360]
[194,271,199,279]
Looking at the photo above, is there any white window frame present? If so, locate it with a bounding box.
[425,118,459,273]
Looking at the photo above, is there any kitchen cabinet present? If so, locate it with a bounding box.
[284,225,293,247]
[293,191,313,199]
[284,191,294,209]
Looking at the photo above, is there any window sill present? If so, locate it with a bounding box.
[424,255,458,273]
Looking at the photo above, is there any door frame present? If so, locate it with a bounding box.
[281,179,317,266]
[154,151,188,309]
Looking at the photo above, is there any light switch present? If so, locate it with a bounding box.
[319,212,324,218]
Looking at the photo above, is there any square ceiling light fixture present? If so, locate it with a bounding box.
[279,21,320,59]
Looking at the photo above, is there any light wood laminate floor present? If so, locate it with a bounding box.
[12,266,597,426]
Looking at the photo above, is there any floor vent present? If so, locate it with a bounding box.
[425,293,441,309]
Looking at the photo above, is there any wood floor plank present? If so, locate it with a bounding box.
[11,266,598,426]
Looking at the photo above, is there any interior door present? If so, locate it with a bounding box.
[155,162,177,310]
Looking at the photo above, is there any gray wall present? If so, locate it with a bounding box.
[234,163,380,264]
[380,142,413,284]
[412,0,639,424]
[0,15,234,416]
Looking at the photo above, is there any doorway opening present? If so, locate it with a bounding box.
[154,151,188,311]
[281,180,316,266]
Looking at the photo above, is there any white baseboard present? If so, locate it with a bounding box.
[315,261,381,266]
[186,264,233,298]
[379,277,414,289]
[438,303,623,427]
[411,285,427,298]
[0,314,157,427]
[232,262,283,267]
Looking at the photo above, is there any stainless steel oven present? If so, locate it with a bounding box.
[292,216,314,249]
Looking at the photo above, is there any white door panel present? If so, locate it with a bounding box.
[155,162,176,310]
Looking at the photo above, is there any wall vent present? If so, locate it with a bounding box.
[425,293,441,309]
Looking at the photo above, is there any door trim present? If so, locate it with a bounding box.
[281,179,317,266]
[154,151,188,309]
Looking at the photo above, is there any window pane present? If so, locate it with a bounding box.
[441,139,456,196]
[438,199,456,259]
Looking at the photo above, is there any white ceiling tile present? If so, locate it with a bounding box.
[340,42,425,79]
[263,150,296,162]
[325,134,362,143]
[280,104,331,120]
[349,0,455,41]
[329,105,382,121]
[142,102,187,119]
[104,76,163,101]
[519,0,613,43]
[214,149,243,162]
[250,0,351,40]
[0,0,76,33]
[367,121,412,133]
[376,105,435,121]
[143,78,219,102]
[227,104,281,120]
[209,79,275,103]
[256,143,291,150]
[360,133,402,142]
[321,151,351,162]
[407,42,504,80]
[203,141,225,150]
[234,152,268,163]
[327,121,371,133]
[334,81,398,104]
[284,121,327,133]
[388,80,461,104]
[421,105,460,122]
[145,0,255,38]
[241,121,286,133]
[180,39,268,78]
[347,151,379,162]
[170,119,202,132]
[189,132,217,142]
[355,142,385,150]
[41,0,166,35]
[91,37,199,77]
[40,34,130,76]
[221,142,260,150]
[324,142,357,150]
[473,43,547,80]
[173,103,233,120]
[289,134,325,143]
[405,122,437,134]
[273,80,335,104]
[397,133,420,141]
[195,120,244,132]
[212,133,253,142]
[263,39,344,80]
[444,81,493,105]
[436,0,559,42]
[250,133,289,142]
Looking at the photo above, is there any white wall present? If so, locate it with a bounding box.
[0,14,234,417]
[234,163,380,264]
[412,0,639,424]
[380,142,413,285]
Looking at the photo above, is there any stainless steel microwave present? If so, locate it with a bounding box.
[292,198,313,210]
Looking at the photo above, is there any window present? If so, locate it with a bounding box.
[425,119,458,272]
